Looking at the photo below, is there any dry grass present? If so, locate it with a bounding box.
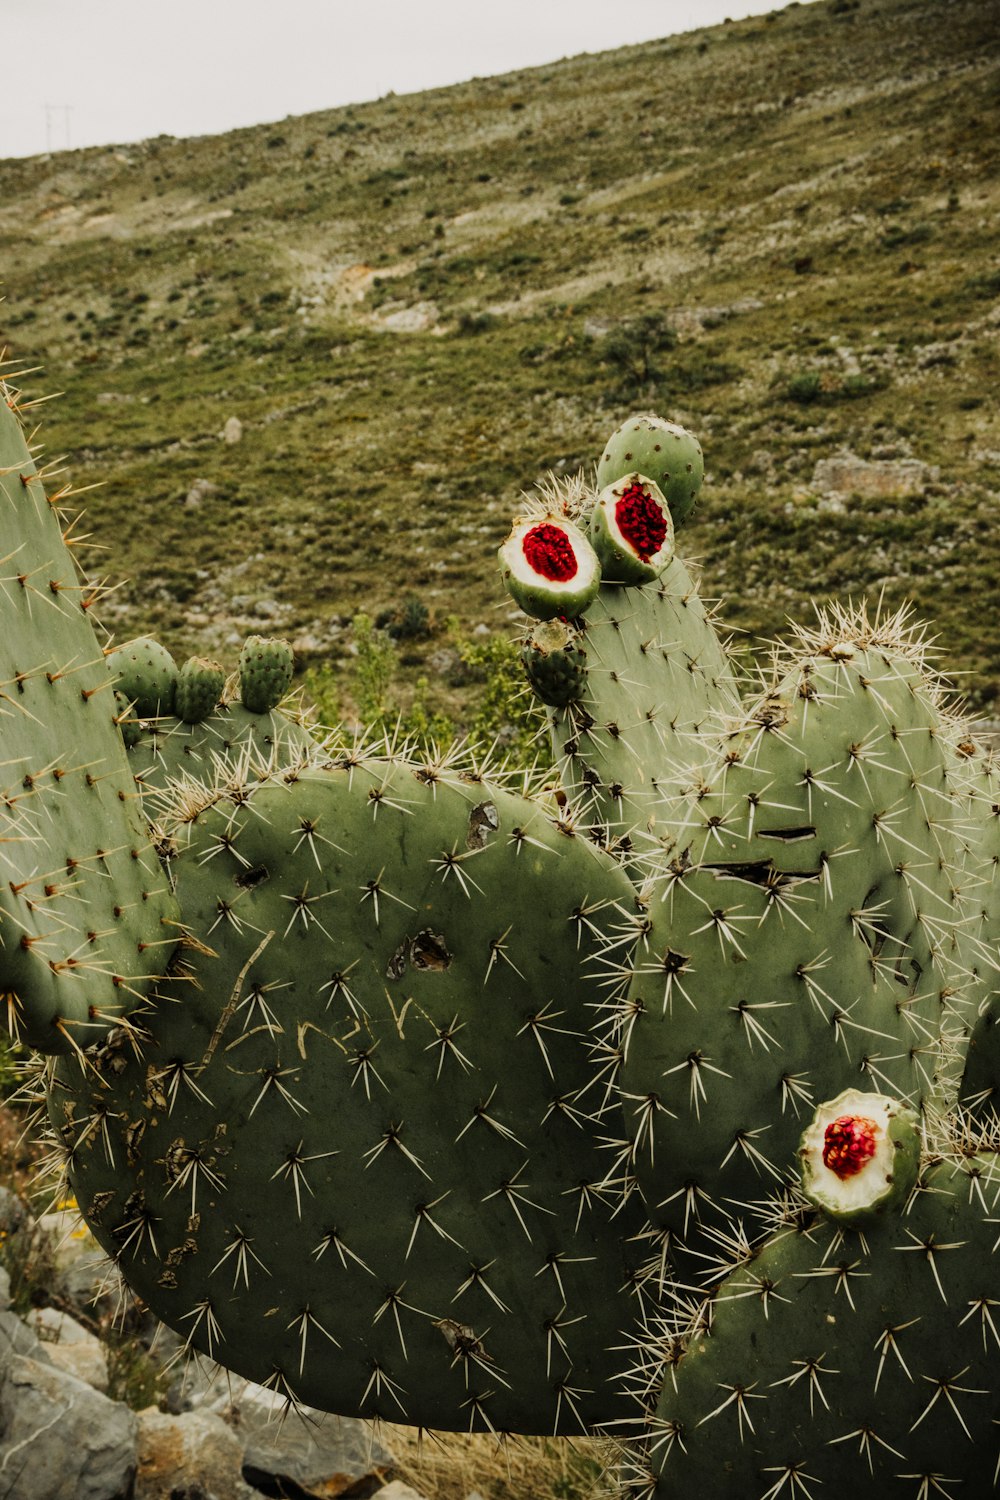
[385,1425,619,1500]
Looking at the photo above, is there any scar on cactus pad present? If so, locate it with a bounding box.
[3,361,1000,1492]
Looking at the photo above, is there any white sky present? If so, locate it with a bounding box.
[2,0,813,161]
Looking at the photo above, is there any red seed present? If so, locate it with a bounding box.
[822,1114,878,1180]
[615,482,667,562]
[522,523,578,582]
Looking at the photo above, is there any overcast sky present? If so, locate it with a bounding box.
[2,0,813,161]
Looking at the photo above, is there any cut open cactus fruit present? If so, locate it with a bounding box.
[798,1089,921,1224]
[588,472,674,583]
[498,514,601,618]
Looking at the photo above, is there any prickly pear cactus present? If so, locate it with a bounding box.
[5,344,998,1485]
[0,383,178,1054]
[52,755,652,1433]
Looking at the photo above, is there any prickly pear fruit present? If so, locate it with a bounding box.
[587,473,674,584]
[521,619,588,706]
[239,634,294,713]
[175,656,225,724]
[798,1088,920,1223]
[106,636,178,717]
[598,413,703,525]
[498,516,601,620]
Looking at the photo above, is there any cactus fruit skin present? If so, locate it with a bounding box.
[53,757,653,1434]
[0,387,178,1054]
[598,414,703,526]
[639,1154,1000,1498]
[174,657,226,724]
[106,636,178,717]
[239,635,294,714]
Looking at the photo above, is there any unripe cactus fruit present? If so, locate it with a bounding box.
[106,636,178,717]
[798,1088,920,1223]
[498,516,601,619]
[239,634,294,713]
[520,619,588,706]
[175,656,225,724]
[587,473,674,584]
[598,413,703,525]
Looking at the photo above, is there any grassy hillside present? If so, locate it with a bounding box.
[1,0,998,721]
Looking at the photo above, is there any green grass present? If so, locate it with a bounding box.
[1,0,998,712]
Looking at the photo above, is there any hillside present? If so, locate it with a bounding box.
[1,0,998,716]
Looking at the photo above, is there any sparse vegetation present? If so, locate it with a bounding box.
[0,0,996,723]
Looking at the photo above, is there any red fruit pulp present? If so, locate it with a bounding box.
[522,523,578,581]
[822,1114,878,1179]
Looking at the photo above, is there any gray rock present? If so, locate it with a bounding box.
[0,1185,27,1236]
[0,1352,137,1499]
[135,1408,258,1500]
[371,1484,427,1500]
[222,416,243,445]
[27,1306,109,1392]
[811,449,936,499]
[212,1378,394,1497]
[0,1307,53,1363]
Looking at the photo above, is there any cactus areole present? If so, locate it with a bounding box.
[798,1089,921,1223]
[498,515,601,619]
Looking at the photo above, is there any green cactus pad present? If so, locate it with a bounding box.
[498,517,601,620]
[615,621,977,1262]
[598,414,703,526]
[239,635,294,714]
[0,388,178,1053]
[54,756,652,1434]
[798,1088,920,1223]
[587,473,674,585]
[106,636,178,718]
[641,1154,1000,1498]
[175,657,226,725]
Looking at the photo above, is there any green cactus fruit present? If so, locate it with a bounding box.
[0,384,178,1054]
[798,1089,920,1223]
[640,1153,1000,1498]
[239,634,294,713]
[598,414,703,526]
[498,516,601,620]
[520,619,588,707]
[587,473,674,585]
[53,755,653,1435]
[106,636,178,717]
[175,657,226,724]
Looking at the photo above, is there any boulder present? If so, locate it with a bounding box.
[0,1352,136,1500]
[26,1305,109,1392]
[135,1408,258,1500]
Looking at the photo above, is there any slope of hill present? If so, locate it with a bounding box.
[1,0,998,711]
